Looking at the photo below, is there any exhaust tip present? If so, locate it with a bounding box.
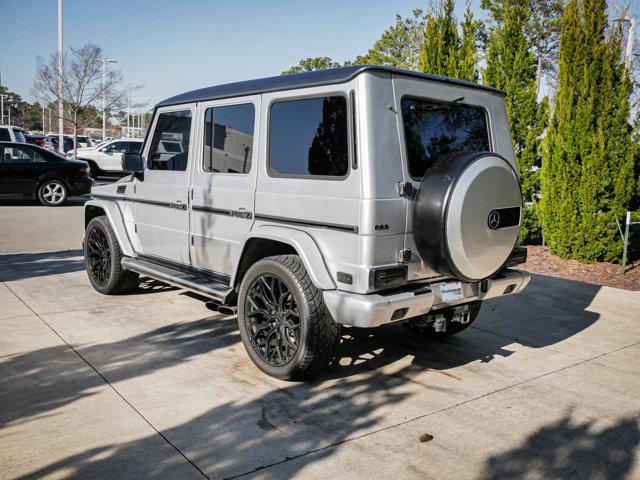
[217,305,237,316]
[205,301,221,312]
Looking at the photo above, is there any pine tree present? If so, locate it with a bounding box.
[483,0,541,242]
[418,0,458,76]
[540,0,636,262]
[457,2,481,82]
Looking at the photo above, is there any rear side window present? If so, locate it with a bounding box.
[401,97,490,179]
[147,110,192,171]
[203,103,255,174]
[13,129,26,143]
[1,145,45,163]
[0,128,10,141]
[269,96,348,178]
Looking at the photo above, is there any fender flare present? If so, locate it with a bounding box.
[84,199,135,257]
[232,225,336,290]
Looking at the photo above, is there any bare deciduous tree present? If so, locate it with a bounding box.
[31,43,136,155]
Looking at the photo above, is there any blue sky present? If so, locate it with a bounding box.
[0,0,483,108]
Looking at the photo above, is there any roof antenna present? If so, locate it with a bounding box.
[451,96,465,103]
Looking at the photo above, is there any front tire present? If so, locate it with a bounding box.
[84,216,139,294]
[38,180,68,206]
[237,255,340,380]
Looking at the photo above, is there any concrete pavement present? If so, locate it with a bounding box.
[1,204,639,479]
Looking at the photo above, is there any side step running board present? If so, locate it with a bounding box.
[121,256,233,303]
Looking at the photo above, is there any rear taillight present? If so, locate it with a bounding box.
[79,167,90,174]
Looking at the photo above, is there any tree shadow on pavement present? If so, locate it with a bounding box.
[0,249,86,282]
[0,316,239,430]
[481,410,640,480]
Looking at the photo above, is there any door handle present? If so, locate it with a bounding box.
[231,208,252,219]
[170,200,187,210]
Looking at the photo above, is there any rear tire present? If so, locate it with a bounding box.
[237,255,340,380]
[84,216,139,294]
[38,179,68,206]
[403,301,482,338]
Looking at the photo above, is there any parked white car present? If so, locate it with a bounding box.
[0,125,26,143]
[73,138,143,176]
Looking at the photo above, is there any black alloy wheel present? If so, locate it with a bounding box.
[244,273,301,367]
[86,225,111,287]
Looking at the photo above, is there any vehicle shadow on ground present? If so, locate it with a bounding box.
[0,196,89,207]
[5,273,627,479]
[480,409,640,480]
[323,272,602,379]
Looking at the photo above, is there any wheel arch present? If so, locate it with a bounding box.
[231,226,336,291]
[84,199,135,257]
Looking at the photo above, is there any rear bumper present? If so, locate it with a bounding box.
[323,268,531,328]
[69,176,94,196]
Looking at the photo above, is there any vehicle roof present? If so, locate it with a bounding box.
[0,125,24,130]
[157,65,505,107]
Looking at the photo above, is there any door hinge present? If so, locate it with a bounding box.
[398,181,413,197]
[397,248,412,264]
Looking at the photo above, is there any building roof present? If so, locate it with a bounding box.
[157,65,504,107]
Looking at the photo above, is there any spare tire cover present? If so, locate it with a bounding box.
[413,151,521,282]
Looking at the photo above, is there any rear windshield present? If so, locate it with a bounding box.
[401,97,490,179]
[13,129,26,143]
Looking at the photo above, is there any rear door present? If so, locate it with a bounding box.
[133,106,194,264]
[391,75,497,264]
[190,96,260,275]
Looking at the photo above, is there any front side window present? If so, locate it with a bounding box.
[147,110,192,171]
[104,141,128,154]
[401,97,490,179]
[269,96,348,178]
[203,103,255,174]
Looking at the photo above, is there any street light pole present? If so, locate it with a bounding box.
[42,107,45,133]
[102,58,117,141]
[57,0,64,150]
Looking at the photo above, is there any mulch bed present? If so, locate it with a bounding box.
[519,246,640,291]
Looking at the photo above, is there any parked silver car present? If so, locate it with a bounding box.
[83,65,529,379]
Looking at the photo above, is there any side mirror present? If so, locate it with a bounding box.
[122,152,144,176]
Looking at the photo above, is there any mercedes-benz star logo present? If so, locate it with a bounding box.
[488,210,500,230]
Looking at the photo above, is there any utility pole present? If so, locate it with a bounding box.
[57,0,64,150]
[127,92,130,137]
[614,15,636,70]
[1,94,3,125]
[42,107,46,133]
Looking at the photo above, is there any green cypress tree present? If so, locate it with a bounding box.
[540,0,636,262]
[457,2,481,82]
[418,0,459,76]
[483,0,541,242]
[418,0,480,81]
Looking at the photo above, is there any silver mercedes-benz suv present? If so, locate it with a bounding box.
[83,65,530,380]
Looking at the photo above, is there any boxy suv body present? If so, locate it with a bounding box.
[84,66,530,379]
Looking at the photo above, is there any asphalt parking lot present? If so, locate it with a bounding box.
[1,198,640,479]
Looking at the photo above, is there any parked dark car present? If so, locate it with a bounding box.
[47,135,74,153]
[0,142,93,206]
[25,134,48,148]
